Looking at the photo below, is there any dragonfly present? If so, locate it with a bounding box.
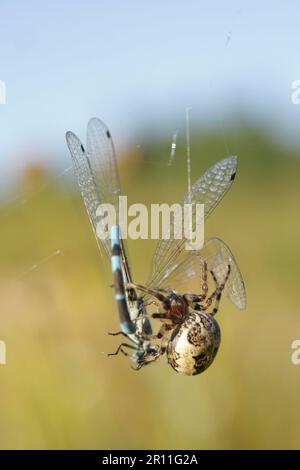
[66,118,246,376]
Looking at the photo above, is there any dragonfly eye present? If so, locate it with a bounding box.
[167,312,221,376]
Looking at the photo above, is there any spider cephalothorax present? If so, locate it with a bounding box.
[168,292,189,319]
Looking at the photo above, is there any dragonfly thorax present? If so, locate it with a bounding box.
[167,312,221,376]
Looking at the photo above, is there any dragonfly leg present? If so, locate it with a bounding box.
[108,331,141,344]
[108,331,130,338]
[107,343,138,357]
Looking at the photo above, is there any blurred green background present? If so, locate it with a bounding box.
[1,122,300,449]
[2,0,300,451]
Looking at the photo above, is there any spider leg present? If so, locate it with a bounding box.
[157,336,168,356]
[132,310,177,330]
[127,282,170,307]
[197,264,231,315]
[200,290,217,310]
[156,287,172,294]
[142,299,160,309]
[150,323,169,340]
[153,324,166,339]
[183,257,208,307]
[198,256,208,301]
[152,312,180,324]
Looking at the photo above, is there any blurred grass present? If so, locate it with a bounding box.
[0,124,300,449]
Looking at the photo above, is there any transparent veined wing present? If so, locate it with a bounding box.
[153,237,246,310]
[148,156,238,289]
[66,118,121,259]
[66,119,141,331]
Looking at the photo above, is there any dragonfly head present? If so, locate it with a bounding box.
[167,312,221,376]
[133,343,160,368]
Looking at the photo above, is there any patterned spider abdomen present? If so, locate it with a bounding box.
[167,312,221,376]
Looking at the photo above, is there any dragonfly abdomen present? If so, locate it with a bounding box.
[111,225,136,335]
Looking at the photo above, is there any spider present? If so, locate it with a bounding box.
[108,256,231,376]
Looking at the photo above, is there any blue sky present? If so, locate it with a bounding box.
[0,0,300,179]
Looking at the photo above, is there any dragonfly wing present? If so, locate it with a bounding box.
[153,237,246,310]
[86,117,121,214]
[66,119,137,327]
[86,118,132,282]
[66,129,109,251]
[148,156,238,288]
[66,118,125,260]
